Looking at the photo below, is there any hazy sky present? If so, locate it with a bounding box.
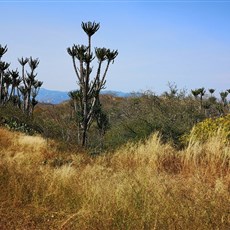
[1,0,230,94]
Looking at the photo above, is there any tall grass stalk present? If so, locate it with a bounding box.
[0,128,229,229]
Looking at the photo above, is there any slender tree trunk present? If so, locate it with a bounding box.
[82,86,88,146]
[200,96,203,112]
[26,86,31,116]
[81,35,92,147]
[77,123,81,145]
[0,56,2,105]
[81,126,87,146]
[0,72,3,105]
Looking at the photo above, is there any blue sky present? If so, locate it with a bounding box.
[1,0,230,95]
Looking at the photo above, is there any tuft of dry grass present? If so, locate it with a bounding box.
[0,128,229,229]
[183,135,230,175]
[0,128,15,149]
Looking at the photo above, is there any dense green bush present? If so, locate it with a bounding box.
[103,92,205,149]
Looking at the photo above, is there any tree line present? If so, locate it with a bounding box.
[191,87,230,116]
[0,45,42,116]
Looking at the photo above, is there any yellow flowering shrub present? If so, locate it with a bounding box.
[183,114,230,144]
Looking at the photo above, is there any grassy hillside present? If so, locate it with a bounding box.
[0,127,229,229]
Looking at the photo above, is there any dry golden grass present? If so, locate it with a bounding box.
[0,128,229,229]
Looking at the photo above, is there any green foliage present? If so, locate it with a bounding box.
[0,104,41,135]
[4,118,36,134]
[103,91,205,149]
[183,114,230,144]
[33,103,80,147]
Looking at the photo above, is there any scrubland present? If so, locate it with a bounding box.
[0,127,229,229]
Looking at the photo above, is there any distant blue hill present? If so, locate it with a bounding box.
[37,88,69,104]
[37,88,131,104]
[101,90,131,98]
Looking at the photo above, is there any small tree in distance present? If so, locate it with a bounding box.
[67,21,118,147]
[18,57,43,116]
[209,88,215,97]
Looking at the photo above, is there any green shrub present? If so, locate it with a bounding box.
[104,93,204,150]
[183,114,230,144]
[0,104,41,135]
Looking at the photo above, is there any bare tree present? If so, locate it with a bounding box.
[220,91,229,114]
[67,21,118,146]
[191,88,205,111]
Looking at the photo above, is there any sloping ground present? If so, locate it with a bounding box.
[0,128,229,229]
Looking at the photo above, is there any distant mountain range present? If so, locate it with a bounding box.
[37,88,132,104]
